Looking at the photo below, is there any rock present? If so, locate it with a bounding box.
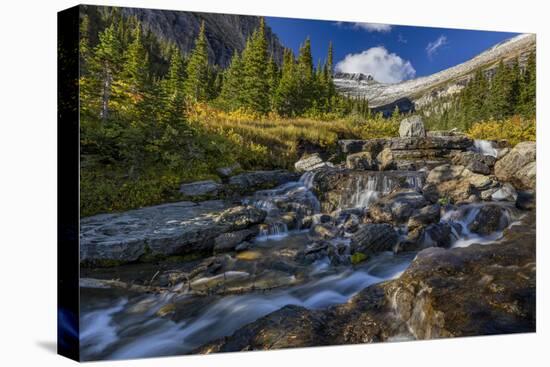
[516,191,536,210]
[179,180,223,198]
[468,204,509,235]
[80,201,232,265]
[309,223,338,240]
[407,204,441,230]
[351,223,399,255]
[235,241,252,252]
[420,222,456,248]
[216,163,242,179]
[452,151,496,175]
[399,115,426,138]
[426,164,465,184]
[213,229,257,252]
[216,205,267,230]
[491,183,518,202]
[346,151,377,170]
[387,136,473,151]
[480,188,499,201]
[494,141,536,190]
[376,148,395,171]
[228,170,300,194]
[369,190,429,224]
[294,153,333,172]
[338,138,387,155]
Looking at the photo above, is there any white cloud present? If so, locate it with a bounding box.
[354,23,392,33]
[426,35,448,58]
[335,46,416,84]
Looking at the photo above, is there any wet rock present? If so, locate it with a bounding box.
[351,223,399,255]
[228,170,300,194]
[309,223,338,240]
[420,222,456,248]
[80,201,235,265]
[295,153,333,172]
[214,229,257,253]
[179,180,223,198]
[516,191,536,210]
[216,163,242,179]
[491,183,518,202]
[399,115,426,138]
[376,148,396,171]
[346,151,378,170]
[452,151,495,175]
[338,138,387,155]
[494,141,536,190]
[235,241,252,252]
[216,205,267,230]
[427,164,465,184]
[368,190,428,224]
[468,204,509,235]
[407,204,441,230]
[387,136,473,151]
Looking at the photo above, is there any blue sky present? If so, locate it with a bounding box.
[266,17,520,83]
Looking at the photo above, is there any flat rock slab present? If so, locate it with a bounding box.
[80,200,265,264]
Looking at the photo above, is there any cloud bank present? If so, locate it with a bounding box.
[426,35,448,58]
[354,23,392,33]
[335,46,416,84]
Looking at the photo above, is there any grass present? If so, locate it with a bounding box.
[467,115,536,146]
[81,105,400,217]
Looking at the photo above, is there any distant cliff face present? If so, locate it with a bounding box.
[120,7,284,67]
[333,34,536,113]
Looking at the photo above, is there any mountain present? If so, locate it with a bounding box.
[333,34,536,115]
[118,7,285,67]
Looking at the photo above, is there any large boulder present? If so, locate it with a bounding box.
[294,153,333,172]
[452,151,496,175]
[179,180,223,198]
[338,138,388,155]
[346,151,377,170]
[376,148,396,171]
[351,223,399,255]
[368,189,429,224]
[399,115,426,138]
[228,170,300,193]
[468,204,509,235]
[495,141,536,190]
[80,201,266,265]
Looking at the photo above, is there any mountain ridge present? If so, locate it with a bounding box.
[333,33,536,113]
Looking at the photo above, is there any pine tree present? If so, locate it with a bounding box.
[94,23,122,122]
[520,51,536,117]
[266,55,280,109]
[162,45,186,123]
[296,37,314,114]
[219,50,244,110]
[241,18,270,114]
[123,23,149,93]
[184,21,210,102]
[273,48,298,116]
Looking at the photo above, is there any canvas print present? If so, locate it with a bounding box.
[58,4,536,361]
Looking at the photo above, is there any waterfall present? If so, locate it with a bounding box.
[299,171,317,189]
[256,222,289,241]
[473,140,498,157]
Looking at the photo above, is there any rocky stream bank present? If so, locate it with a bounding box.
[79,116,536,360]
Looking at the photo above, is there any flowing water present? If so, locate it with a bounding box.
[79,169,519,360]
[473,139,498,157]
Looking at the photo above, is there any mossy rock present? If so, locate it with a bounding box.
[351,252,368,265]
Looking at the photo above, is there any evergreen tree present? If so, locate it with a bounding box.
[241,18,270,114]
[123,23,149,93]
[520,51,536,117]
[273,48,298,116]
[94,23,122,122]
[219,50,244,110]
[162,45,186,124]
[184,21,210,102]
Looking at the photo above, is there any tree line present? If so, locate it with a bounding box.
[422,53,536,131]
[79,8,376,172]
